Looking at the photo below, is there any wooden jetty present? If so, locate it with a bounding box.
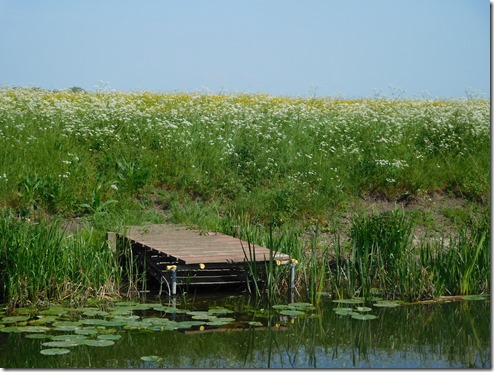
[115,224,292,295]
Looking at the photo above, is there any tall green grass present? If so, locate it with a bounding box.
[221,207,489,303]
[0,211,121,308]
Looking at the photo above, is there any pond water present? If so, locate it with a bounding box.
[0,293,490,368]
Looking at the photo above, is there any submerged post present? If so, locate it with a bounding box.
[289,259,298,303]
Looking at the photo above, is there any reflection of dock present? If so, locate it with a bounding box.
[115,224,290,295]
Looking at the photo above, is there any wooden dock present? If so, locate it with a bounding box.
[116,224,291,295]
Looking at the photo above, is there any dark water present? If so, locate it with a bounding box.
[0,294,490,368]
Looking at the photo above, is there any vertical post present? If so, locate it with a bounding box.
[167,265,177,297]
[289,259,298,303]
[171,268,177,297]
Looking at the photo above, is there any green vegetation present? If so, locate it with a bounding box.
[0,88,489,306]
[0,211,121,308]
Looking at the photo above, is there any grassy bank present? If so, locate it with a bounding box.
[0,88,490,306]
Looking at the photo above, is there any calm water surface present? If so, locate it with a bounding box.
[0,294,490,368]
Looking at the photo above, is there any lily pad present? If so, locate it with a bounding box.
[279,309,305,316]
[19,326,51,333]
[248,321,263,327]
[133,304,155,311]
[207,317,235,323]
[333,307,354,313]
[52,321,83,327]
[109,308,134,315]
[174,321,205,329]
[39,308,69,316]
[152,306,187,314]
[333,308,357,316]
[42,341,80,348]
[186,311,210,317]
[113,315,141,321]
[40,348,70,355]
[148,324,178,331]
[83,339,115,347]
[288,302,313,308]
[192,314,218,320]
[29,316,58,325]
[82,310,109,317]
[123,322,148,330]
[52,326,81,332]
[74,307,98,313]
[81,319,111,326]
[51,334,88,342]
[97,334,122,340]
[141,355,162,362]
[75,328,99,336]
[206,320,233,327]
[1,315,31,324]
[351,313,378,320]
[0,326,24,333]
[142,317,170,325]
[272,305,291,310]
[355,306,373,312]
[103,320,126,327]
[207,307,234,315]
[15,307,37,315]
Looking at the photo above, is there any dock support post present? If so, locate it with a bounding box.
[289,259,297,303]
[171,268,177,297]
[167,265,178,297]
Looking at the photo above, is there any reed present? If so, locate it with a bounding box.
[0,211,121,307]
[420,227,490,296]
[318,208,490,301]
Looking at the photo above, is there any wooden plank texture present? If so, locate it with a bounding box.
[123,224,290,265]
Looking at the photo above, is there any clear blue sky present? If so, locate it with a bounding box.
[0,0,490,98]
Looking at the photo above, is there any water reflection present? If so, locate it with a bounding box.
[0,297,489,368]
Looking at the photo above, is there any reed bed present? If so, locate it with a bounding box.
[0,211,121,308]
[221,208,489,303]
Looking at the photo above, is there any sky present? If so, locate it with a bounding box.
[0,0,490,98]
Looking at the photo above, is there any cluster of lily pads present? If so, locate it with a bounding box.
[332,298,406,321]
[0,300,319,358]
[0,301,242,356]
[271,302,316,317]
[331,295,487,321]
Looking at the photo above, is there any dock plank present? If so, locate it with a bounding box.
[123,224,290,265]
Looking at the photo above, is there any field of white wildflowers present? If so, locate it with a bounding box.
[0,88,489,224]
